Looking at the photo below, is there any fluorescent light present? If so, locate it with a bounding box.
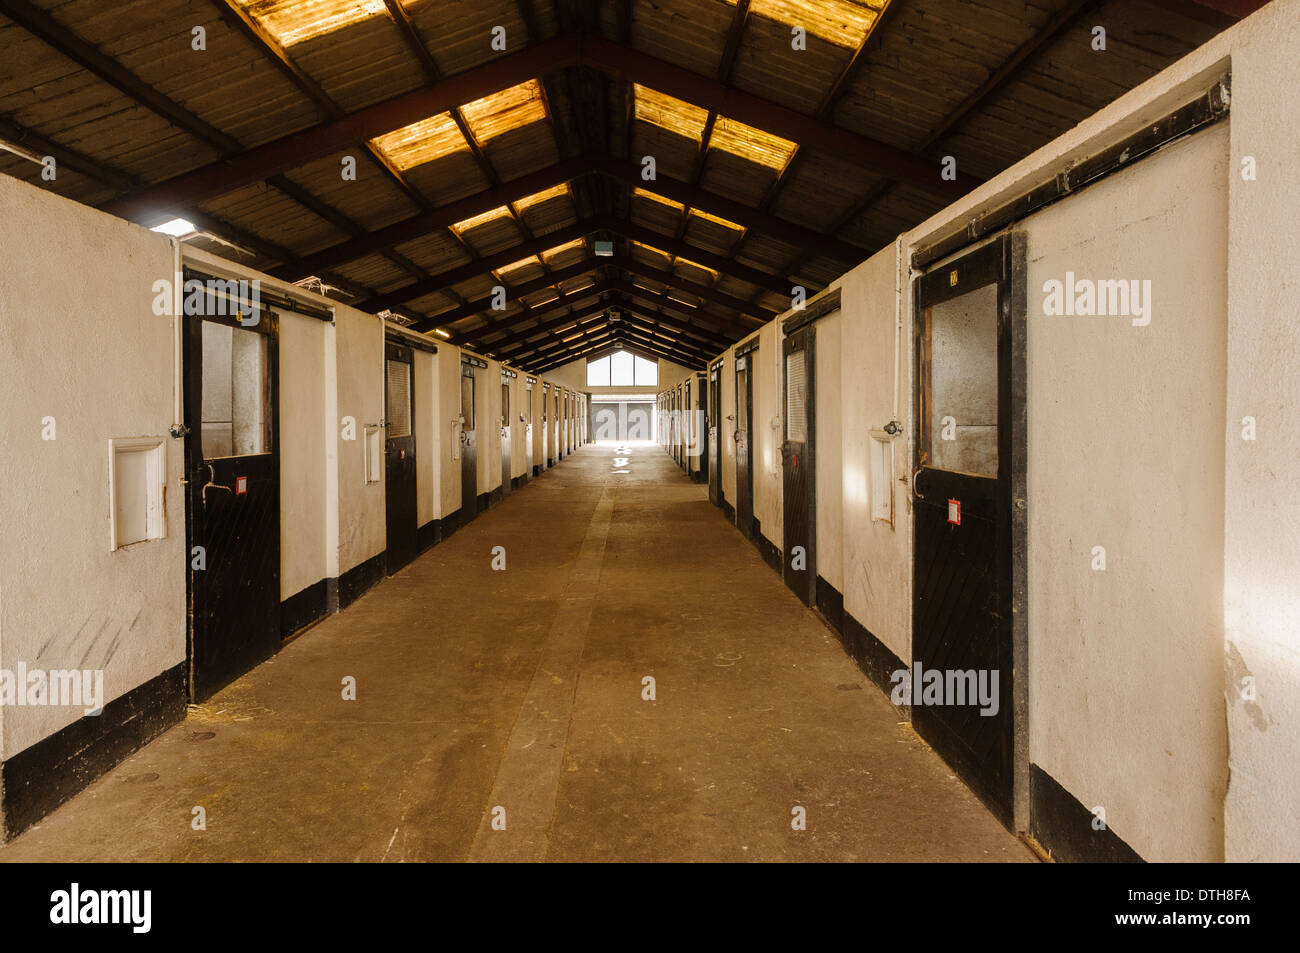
[434,328,451,339]
[151,217,197,238]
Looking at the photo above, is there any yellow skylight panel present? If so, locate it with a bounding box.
[630,241,672,266]
[496,255,541,279]
[515,183,570,213]
[541,239,584,261]
[370,112,467,171]
[633,188,685,213]
[676,258,719,281]
[450,205,513,235]
[633,84,708,141]
[238,0,389,47]
[691,208,744,232]
[461,80,547,143]
[723,0,888,49]
[711,116,797,172]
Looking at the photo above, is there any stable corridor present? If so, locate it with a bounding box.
[0,444,1027,863]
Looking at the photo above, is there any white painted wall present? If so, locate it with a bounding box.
[1218,0,1300,863]
[838,248,911,665]
[279,311,329,601]
[814,312,843,592]
[334,308,385,574]
[413,346,437,527]
[719,346,736,505]
[0,175,184,758]
[1018,123,1230,862]
[437,346,461,518]
[751,323,782,546]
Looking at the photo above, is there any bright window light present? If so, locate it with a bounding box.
[587,355,611,387]
[611,350,635,386]
[634,356,658,386]
[150,217,197,237]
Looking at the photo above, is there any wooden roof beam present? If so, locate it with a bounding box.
[583,36,981,196]
[98,35,581,222]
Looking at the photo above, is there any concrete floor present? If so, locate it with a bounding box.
[0,442,1033,862]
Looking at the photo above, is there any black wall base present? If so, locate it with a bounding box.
[417,517,440,554]
[335,550,386,610]
[1030,764,1144,862]
[815,576,844,634]
[0,662,187,842]
[752,521,782,573]
[281,579,328,639]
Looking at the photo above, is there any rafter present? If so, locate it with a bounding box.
[496,294,731,362]
[98,35,579,222]
[584,36,981,195]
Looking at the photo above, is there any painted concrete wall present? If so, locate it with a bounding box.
[506,369,528,481]
[279,311,329,601]
[334,308,385,574]
[751,323,783,546]
[838,248,911,666]
[1219,0,1300,863]
[719,345,737,505]
[0,175,184,758]
[413,346,437,527]
[814,312,843,592]
[888,1,1300,860]
[437,346,461,518]
[1018,123,1230,862]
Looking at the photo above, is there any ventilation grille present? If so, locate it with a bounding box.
[386,359,412,438]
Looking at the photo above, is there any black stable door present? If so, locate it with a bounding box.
[912,235,1019,825]
[183,306,280,702]
[384,340,418,574]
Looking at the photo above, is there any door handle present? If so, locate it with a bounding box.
[912,466,926,501]
[199,465,232,509]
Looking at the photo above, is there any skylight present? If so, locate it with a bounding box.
[541,238,585,261]
[515,183,570,213]
[723,0,889,49]
[150,217,197,238]
[450,205,513,236]
[633,187,684,212]
[633,84,708,141]
[692,208,744,232]
[370,112,467,171]
[633,88,798,172]
[461,80,548,143]
[236,0,389,48]
[710,117,797,173]
[496,255,541,279]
